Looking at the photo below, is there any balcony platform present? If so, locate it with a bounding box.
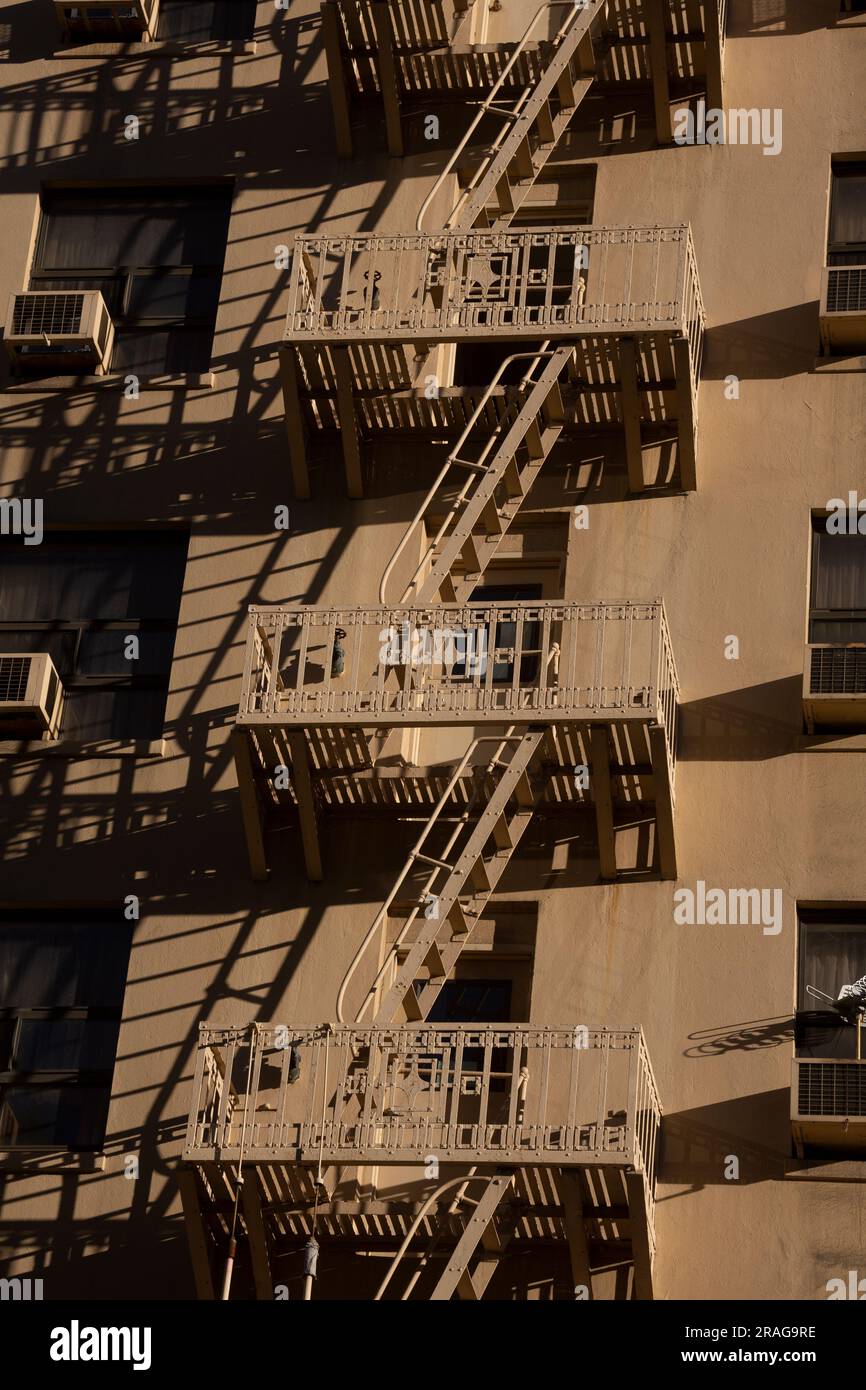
[280,225,704,498]
[232,599,679,881]
[323,0,728,155]
[181,1022,661,1299]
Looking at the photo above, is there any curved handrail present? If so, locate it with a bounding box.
[335,730,522,1025]
[378,345,555,607]
[374,1173,487,1300]
[416,1,587,232]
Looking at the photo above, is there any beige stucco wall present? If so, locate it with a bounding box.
[0,0,865,1300]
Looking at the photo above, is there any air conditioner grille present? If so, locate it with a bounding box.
[0,656,31,703]
[810,646,866,694]
[12,294,85,337]
[825,268,866,315]
[798,1061,866,1117]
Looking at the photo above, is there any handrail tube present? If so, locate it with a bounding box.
[378,345,555,606]
[416,1,588,232]
[335,730,522,1024]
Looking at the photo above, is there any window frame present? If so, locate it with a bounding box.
[28,187,232,376]
[808,515,866,644]
[0,530,188,741]
[0,911,132,1152]
[827,159,866,266]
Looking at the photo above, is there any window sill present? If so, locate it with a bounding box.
[0,738,165,759]
[52,39,257,59]
[812,355,866,374]
[2,372,215,394]
[0,1149,106,1173]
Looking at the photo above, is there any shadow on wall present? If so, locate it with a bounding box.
[678,677,805,760]
[0,1,318,67]
[702,305,821,382]
[730,0,866,38]
[685,1014,795,1057]
[659,1088,792,1191]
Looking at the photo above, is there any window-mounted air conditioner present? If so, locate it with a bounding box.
[819,264,866,354]
[803,642,866,731]
[0,654,64,739]
[4,290,115,372]
[55,1,160,40]
[792,1057,866,1155]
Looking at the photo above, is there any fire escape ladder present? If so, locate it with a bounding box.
[428,1173,516,1299]
[370,729,547,1025]
[448,0,604,231]
[410,345,574,605]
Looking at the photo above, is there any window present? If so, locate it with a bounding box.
[510,167,596,229]
[796,909,866,1060]
[156,1,257,41]
[0,530,188,741]
[809,518,866,643]
[420,980,513,1077]
[29,187,232,375]
[0,911,132,1150]
[827,161,866,266]
[425,980,513,1024]
[466,583,543,684]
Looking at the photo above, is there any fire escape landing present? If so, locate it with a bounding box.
[181,1022,662,1300]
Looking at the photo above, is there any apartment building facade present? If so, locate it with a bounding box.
[0,0,865,1303]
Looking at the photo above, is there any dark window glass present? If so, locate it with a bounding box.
[0,530,188,740]
[29,188,232,376]
[156,1,257,41]
[463,584,543,683]
[809,521,866,643]
[828,162,866,266]
[796,911,866,1063]
[420,979,513,1078]
[0,913,132,1151]
[425,980,513,1024]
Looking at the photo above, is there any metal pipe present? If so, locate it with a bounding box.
[335,732,521,1023]
[374,1173,499,1301]
[378,346,554,606]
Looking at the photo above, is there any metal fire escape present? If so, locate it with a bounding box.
[175,0,714,1303]
[281,3,709,503]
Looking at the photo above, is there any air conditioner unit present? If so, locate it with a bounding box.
[0,654,64,739]
[792,1057,866,1155]
[55,1,160,40]
[819,264,866,354]
[802,642,866,731]
[4,290,115,372]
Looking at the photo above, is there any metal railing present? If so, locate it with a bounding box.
[285,225,705,354]
[184,1023,661,1200]
[238,600,680,738]
[416,1,601,231]
[334,0,472,85]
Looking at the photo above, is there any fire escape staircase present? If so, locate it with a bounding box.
[339,731,548,1298]
[342,729,548,1028]
[444,1,606,233]
[385,345,576,606]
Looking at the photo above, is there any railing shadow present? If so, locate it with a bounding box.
[730,0,866,37]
